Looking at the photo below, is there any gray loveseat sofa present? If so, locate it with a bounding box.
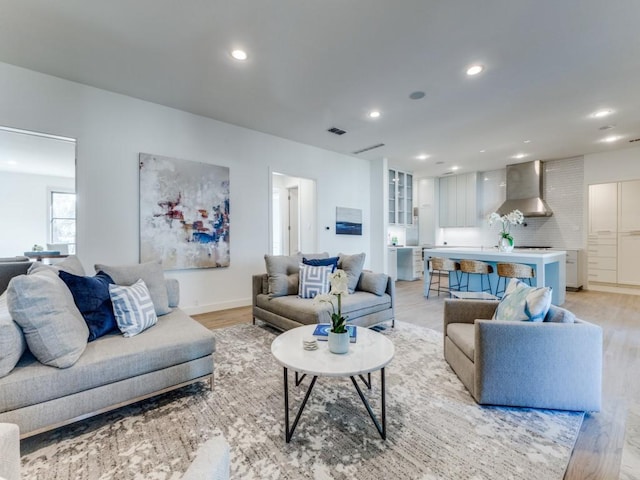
[252,252,395,331]
[444,299,602,411]
[0,260,216,438]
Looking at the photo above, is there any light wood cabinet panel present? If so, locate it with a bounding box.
[618,180,640,232]
[618,233,640,285]
[589,183,618,234]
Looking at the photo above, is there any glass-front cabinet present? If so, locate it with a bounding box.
[388,169,413,225]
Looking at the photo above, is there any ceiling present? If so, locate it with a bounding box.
[0,0,639,178]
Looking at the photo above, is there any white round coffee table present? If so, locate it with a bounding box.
[271,324,395,442]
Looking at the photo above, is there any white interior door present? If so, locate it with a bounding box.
[288,187,299,254]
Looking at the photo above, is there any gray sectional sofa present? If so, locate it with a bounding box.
[252,252,395,331]
[0,259,216,438]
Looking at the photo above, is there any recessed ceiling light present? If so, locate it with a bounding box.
[409,91,426,100]
[368,110,381,119]
[451,166,460,171]
[512,153,527,159]
[466,64,484,76]
[231,49,248,61]
[591,109,613,118]
[523,140,531,144]
[417,154,429,160]
[479,149,486,153]
[6,160,17,165]
[601,135,621,143]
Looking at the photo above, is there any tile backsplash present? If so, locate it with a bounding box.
[439,156,584,249]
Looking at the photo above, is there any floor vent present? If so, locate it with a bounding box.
[327,127,347,135]
[353,143,385,154]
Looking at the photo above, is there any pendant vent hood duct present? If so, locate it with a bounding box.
[496,160,553,217]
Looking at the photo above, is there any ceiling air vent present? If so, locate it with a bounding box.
[629,137,640,143]
[352,143,385,154]
[327,127,347,135]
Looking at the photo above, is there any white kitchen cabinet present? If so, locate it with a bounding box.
[438,172,477,227]
[618,179,640,232]
[387,247,398,281]
[389,169,413,225]
[618,232,640,285]
[588,182,618,234]
[565,249,583,290]
[587,233,617,285]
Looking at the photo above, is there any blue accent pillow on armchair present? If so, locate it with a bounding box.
[303,256,339,272]
[58,270,117,341]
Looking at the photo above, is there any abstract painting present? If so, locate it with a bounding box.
[139,153,230,269]
[335,207,362,235]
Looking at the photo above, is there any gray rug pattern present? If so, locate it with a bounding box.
[21,322,584,479]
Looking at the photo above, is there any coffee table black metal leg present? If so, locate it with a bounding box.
[283,367,317,443]
[350,367,386,440]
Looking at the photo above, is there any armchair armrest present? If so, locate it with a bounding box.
[474,319,603,411]
[443,299,499,330]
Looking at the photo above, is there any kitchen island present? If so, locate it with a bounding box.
[423,247,567,305]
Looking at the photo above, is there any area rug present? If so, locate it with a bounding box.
[21,322,584,479]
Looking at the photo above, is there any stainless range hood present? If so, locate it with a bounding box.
[496,160,553,217]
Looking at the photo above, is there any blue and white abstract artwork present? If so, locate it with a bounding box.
[139,153,230,270]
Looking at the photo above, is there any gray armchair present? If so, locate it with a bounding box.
[0,423,20,480]
[443,299,602,411]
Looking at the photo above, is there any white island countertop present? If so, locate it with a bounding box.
[424,247,567,305]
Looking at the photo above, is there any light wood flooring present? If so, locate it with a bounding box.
[193,280,640,480]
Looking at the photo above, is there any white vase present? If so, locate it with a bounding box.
[498,236,514,252]
[328,331,349,354]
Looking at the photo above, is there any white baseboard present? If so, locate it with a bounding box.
[181,297,252,316]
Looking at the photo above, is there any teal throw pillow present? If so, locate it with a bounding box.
[493,278,552,322]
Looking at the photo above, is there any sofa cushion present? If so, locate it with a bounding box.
[544,305,576,323]
[0,309,215,413]
[6,269,89,368]
[256,290,391,326]
[492,278,552,322]
[447,323,475,361]
[303,256,339,272]
[28,255,86,276]
[298,264,332,299]
[95,260,170,316]
[264,254,302,297]
[0,292,26,378]
[109,279,158,337]
[338,252,366,294]
[59,270,117,341]
[357,271,388,296]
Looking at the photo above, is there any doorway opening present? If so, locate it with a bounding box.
[271,172,316,255]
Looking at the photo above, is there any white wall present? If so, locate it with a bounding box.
[0,62,375,313]
[0,171,74,257]
[584,144,640,184]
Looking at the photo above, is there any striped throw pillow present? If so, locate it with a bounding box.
[109,279,158,337]
[298,263,332,299]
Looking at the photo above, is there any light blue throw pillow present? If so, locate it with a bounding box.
[493,278,552,322]
[298,263,332,299]
[109,279,158,337]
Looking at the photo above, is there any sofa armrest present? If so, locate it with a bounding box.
[0,423,20,480]
[443,299,499,330]
[253,274,268,306]
[166,278,180,308]
[474,319,603,411]
[386,275,395,312]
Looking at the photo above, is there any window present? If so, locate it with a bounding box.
[50,191,76,250]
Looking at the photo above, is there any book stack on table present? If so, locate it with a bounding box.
[312,323,357,343]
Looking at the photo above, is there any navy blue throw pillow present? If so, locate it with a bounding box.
[58,270,117,341]
[303,256,339,273]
